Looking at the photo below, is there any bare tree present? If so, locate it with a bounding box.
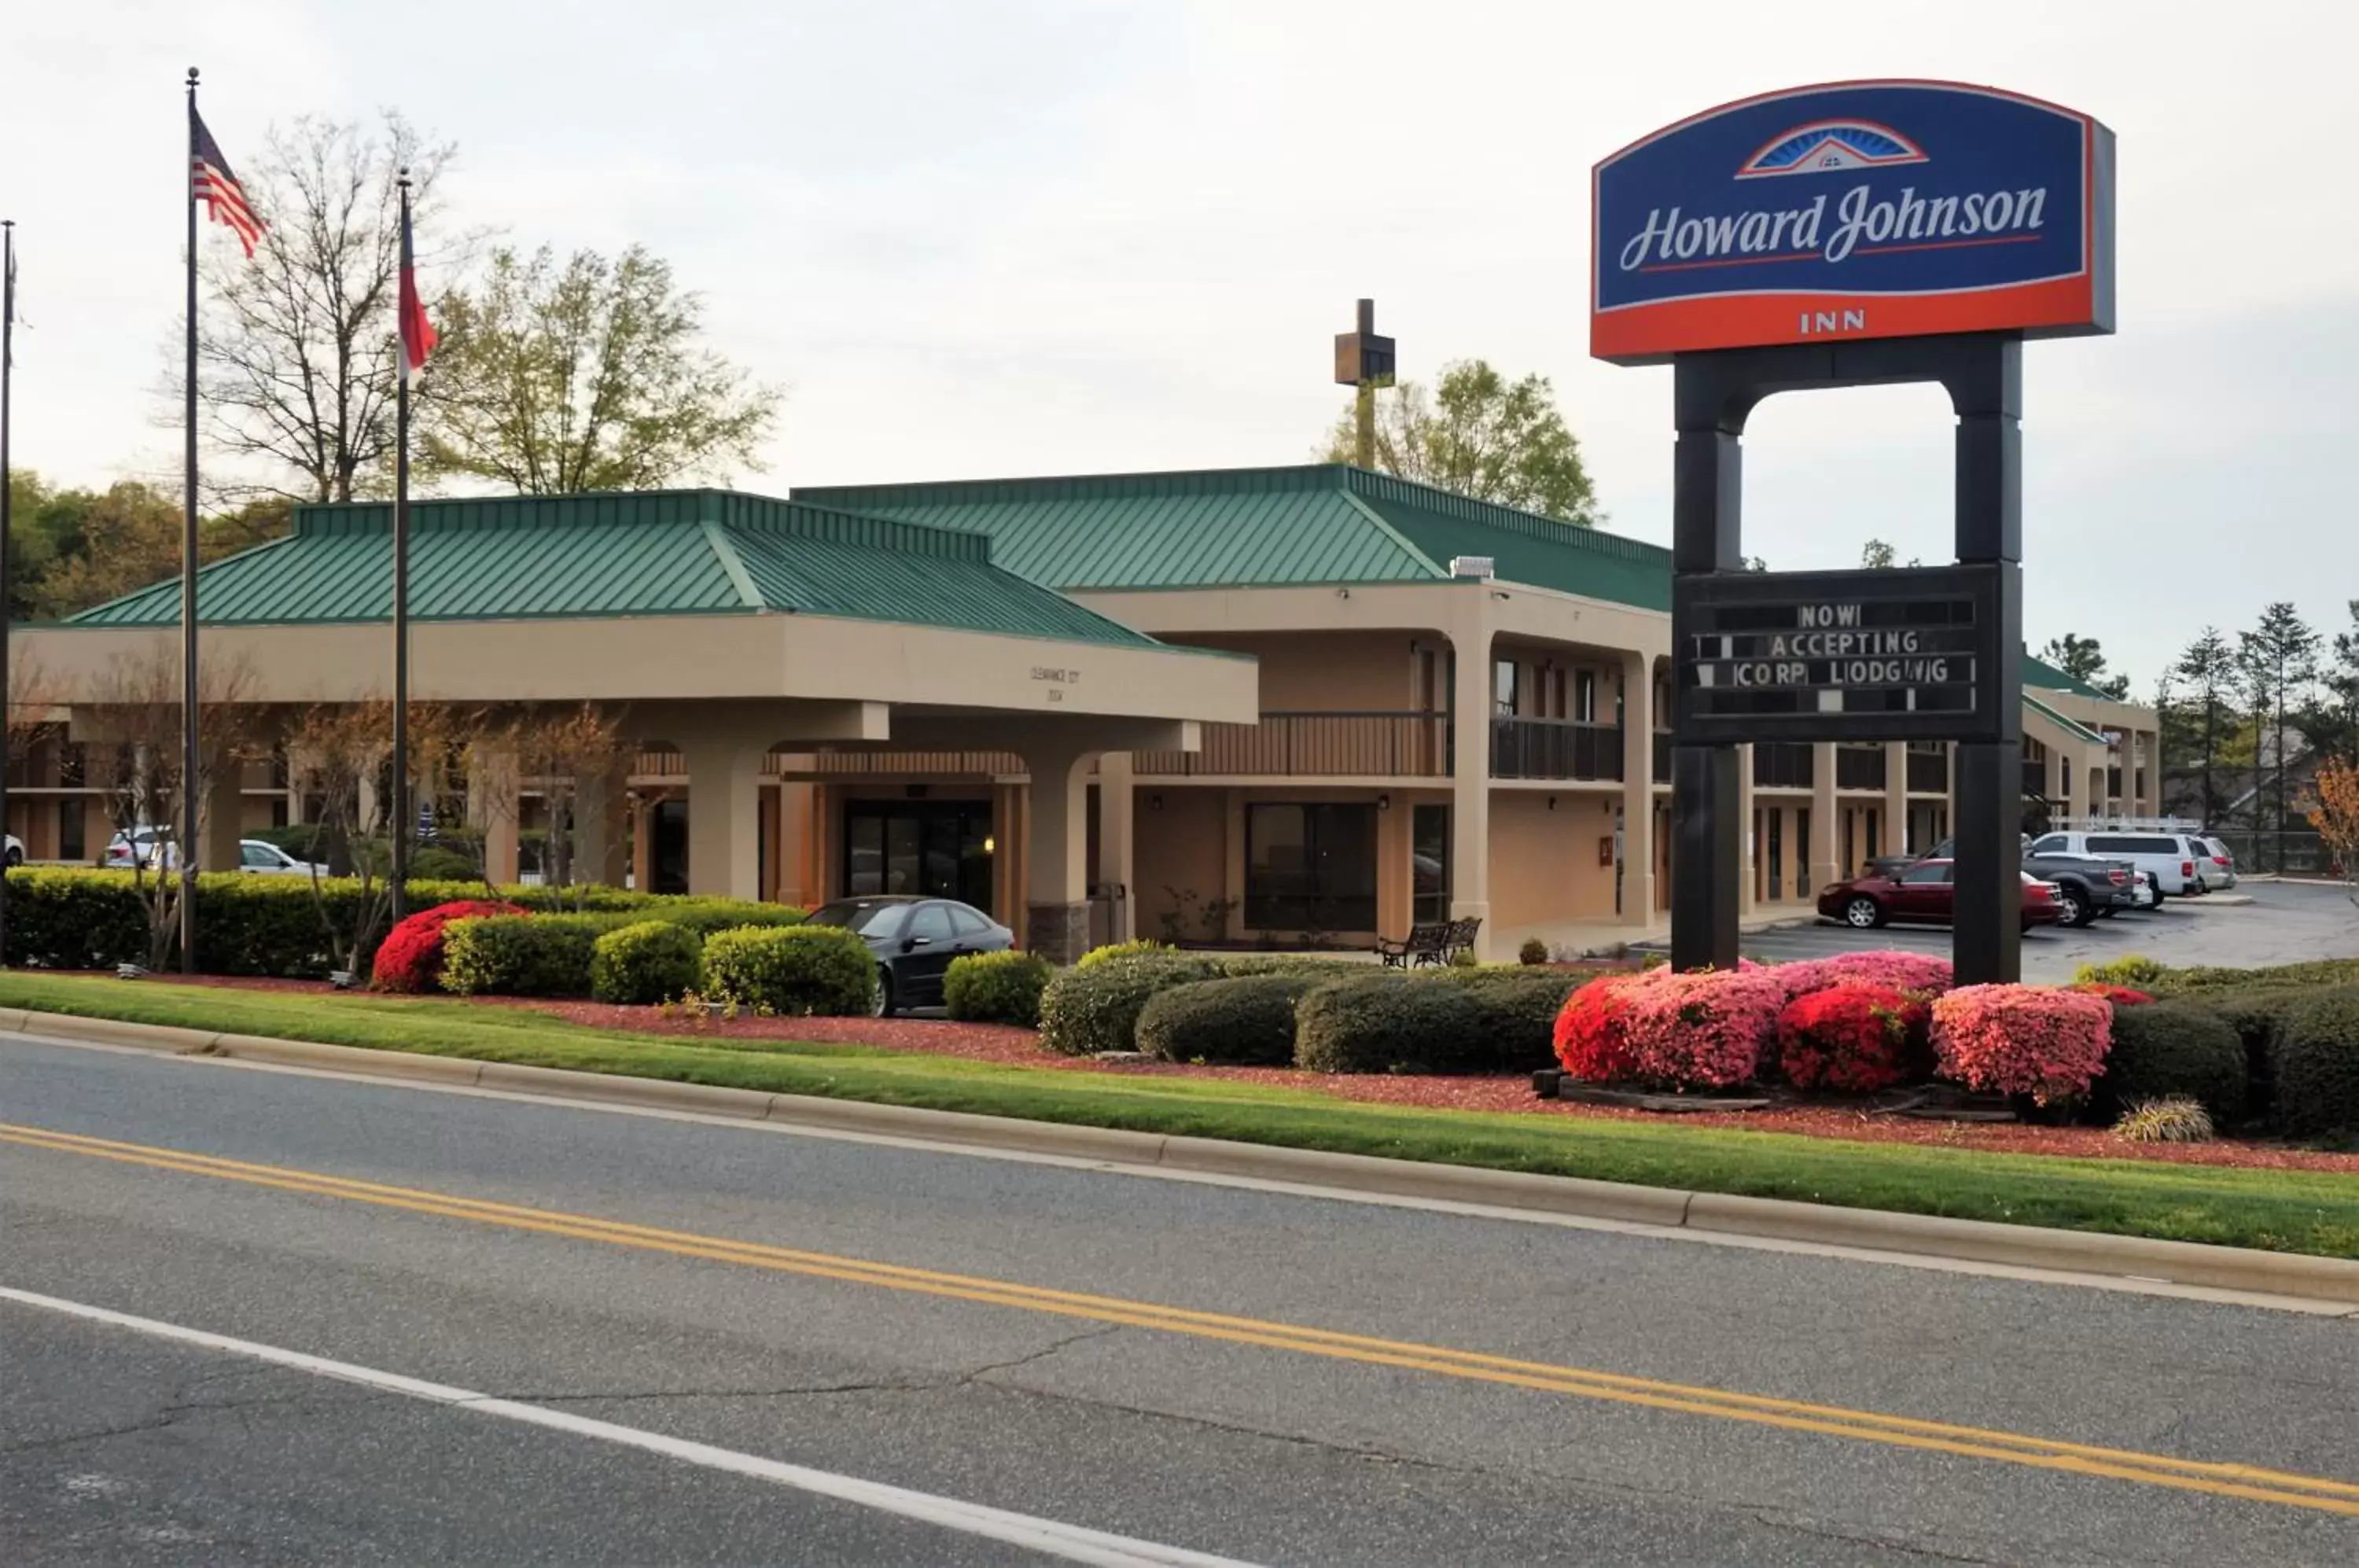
[170,113,462,505]
[455,704,629,910]
[86,646,261,968]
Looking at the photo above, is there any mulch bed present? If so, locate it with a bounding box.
[66,972,2359,1176]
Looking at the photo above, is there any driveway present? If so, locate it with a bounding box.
[1639,881,2358,982]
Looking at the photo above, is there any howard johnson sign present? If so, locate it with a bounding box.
[1592,80,2115,363]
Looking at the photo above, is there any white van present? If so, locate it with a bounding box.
[2027,830,2209,904]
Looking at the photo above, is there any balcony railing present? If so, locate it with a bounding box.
[1906,747,1949,794]
[1490,718,1624,782]
[1134,711,1451,778]
[1751,742,1814,789]
[1835,745,1888,790]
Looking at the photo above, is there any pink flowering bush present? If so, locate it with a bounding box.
[1552,970,1662,1083]
[1774,950,1955,1003]
[1776,981,1929,1094]
[1930,985,2113,1106]
[1620,968,1785,1091]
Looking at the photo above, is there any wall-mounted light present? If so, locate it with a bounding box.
[1148,794,1164,812]
[1338,587,1352,600]
[1547,796,1557,811]
[983,835,996,855]
[1376,793,1391,811]
[1603,799,1614,816]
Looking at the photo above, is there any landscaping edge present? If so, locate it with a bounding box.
[9,1006,2358,1309]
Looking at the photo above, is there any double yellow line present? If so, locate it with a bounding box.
[6,1118,2357,1518]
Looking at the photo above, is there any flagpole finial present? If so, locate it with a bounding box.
[187,66,200,88]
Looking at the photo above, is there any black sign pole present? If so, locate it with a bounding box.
[1668,355,1746,973]
[1949,339,2024,987]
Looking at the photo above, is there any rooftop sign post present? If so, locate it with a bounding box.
[1592,80,2116,983]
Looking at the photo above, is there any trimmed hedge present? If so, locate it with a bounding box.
[441,915,606,998]
[701,925,876,1016]
[1036,951,1228,1056]
[943,951,1054,1028]
[591,921,705,1007]
[1429,967,1590,1072]
[1294,974,1485,1073]
[1135,974,1326,1065]
[2275,987,2359,1137]
[2093,1001,2247,1124]
[2151,958,2359,996]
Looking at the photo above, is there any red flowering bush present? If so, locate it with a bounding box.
[1551,970,1663,1083]
[1930,985,2113,1106]
[1776,981,1927,1094]
[2070,982,2154,1008]
[371,900,526,992]
[1621,968,1785,1091]
[1774,950,1955,1003]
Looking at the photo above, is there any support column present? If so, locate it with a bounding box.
[1809,742,1839,896]
[201,752,243,873]
[1669,368,1745,973]
[1884,741,1912,856]
[1095,752,1135,945]
[466,748,521,886]
[1951,339,2023,987]
[1618,651,1656,926]
[1736,744,1757,916]
[678,739,762,902]
[574,763,631,890]
[630,796,653,893]
[1022,747,1098,963]
[1448,620,1493,958]
[773,782,816,906]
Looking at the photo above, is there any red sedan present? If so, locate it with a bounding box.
[1816,859,2065,933]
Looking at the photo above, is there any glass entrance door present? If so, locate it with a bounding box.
[844,801,993,907]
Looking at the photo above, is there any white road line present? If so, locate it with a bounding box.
[0,1284,1261,1568]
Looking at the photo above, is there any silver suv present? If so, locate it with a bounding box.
[2027,831,2210,904]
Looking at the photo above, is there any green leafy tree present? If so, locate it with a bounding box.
[177,113,460,504]
[2168,628,2239,827]
[2302,598,2359,764]
[1860,538,1895,569]
[420,245,782,494]
[2239,602,2320,864]
[1318,359,1599,524]
[2041,633,2131,701]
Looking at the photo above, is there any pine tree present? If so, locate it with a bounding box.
[2170,628,2237,827]
[2238,603,2320,870]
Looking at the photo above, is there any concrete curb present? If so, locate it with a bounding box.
[8,1008,2357,1306]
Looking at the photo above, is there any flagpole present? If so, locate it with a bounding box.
[1,216,16,970]
[390,170,413,921]
[181,67,201,973]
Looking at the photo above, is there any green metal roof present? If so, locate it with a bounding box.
[2020,650,2114,702]
[795,465,1673,609]
[2022,691,2113,745]
[66,489,1162,649]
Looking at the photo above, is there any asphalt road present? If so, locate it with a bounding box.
[1637,880,2358,981]
[4,1038,2357,1565]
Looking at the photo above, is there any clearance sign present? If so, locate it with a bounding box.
[1592,80,2115,364]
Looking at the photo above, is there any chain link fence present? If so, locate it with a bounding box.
[2212,829,2340,878]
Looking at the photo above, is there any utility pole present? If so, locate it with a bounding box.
[1333,298,1394,469]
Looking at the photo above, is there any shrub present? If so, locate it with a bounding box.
[2091,1001,2247,1124]
[1136,974,1324,1065]
[701,925,878,1016]
[1430,966,1588,1072]
[2153,958,2359,996]
[2070,983,2154,1008]
[1773,950,1953,1003]
[3,867,151,970]
[371,900,526,992]
[591,921,705,1006]
[2114,1097,2215,1144]
[1294,974,1485,1073]
[944,951,1054,1028]
[1930,985,2112,1106]
[2274,987,2359,1136]
[2197,985,2343,1121]
[1076,939,1172,972]
[1553,970,1658,1084]
[1036,951,1227,1055]
[441,915,610,996]
[1776,981,1927,1094]
[1621,969,1785,1091]
[1518,937,1549,966]
[2074,955,2171,991]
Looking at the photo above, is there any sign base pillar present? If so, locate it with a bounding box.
[1669,744,1742,972]
[1952,739,2024,985]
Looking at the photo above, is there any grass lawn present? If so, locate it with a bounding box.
[5,971,2356,1261]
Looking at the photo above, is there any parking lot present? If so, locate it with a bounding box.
[1635,880,2358,983]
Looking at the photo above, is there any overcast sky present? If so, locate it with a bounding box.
[6,0,2352,693]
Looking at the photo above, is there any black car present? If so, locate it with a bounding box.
[802,896,1014,1015]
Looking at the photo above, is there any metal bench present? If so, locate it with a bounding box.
[1375,921,1452,967]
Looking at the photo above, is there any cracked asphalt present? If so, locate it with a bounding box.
[4,1036,2357,1564]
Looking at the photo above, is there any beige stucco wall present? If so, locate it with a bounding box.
[1133,786,1228,942]
[1488,790,1619,936]
[1159,631,1426,712]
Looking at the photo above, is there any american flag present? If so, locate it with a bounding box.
[192,111,263,257]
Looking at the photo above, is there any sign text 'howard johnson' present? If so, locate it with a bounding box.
[1592,80,2115,363]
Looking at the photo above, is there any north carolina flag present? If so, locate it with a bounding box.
[397,198,436,386]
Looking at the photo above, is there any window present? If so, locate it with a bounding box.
[1767,809,1783,900]
[241,842,280,869]
[1246,803,1378,932]
[1796,808,1811,898]
[808,900,907,937]
[1411,804,1450,923]
[2031,835,2066,856]
[58,802,84,862]
[907,904,955,943]
[949,906,992,937]
[1902,862,1953,885]
[1493,660,1519,717]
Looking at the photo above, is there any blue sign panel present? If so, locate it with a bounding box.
[1592,79,2114,364]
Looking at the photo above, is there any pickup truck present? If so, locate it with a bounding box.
[1865,837,2142,927]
